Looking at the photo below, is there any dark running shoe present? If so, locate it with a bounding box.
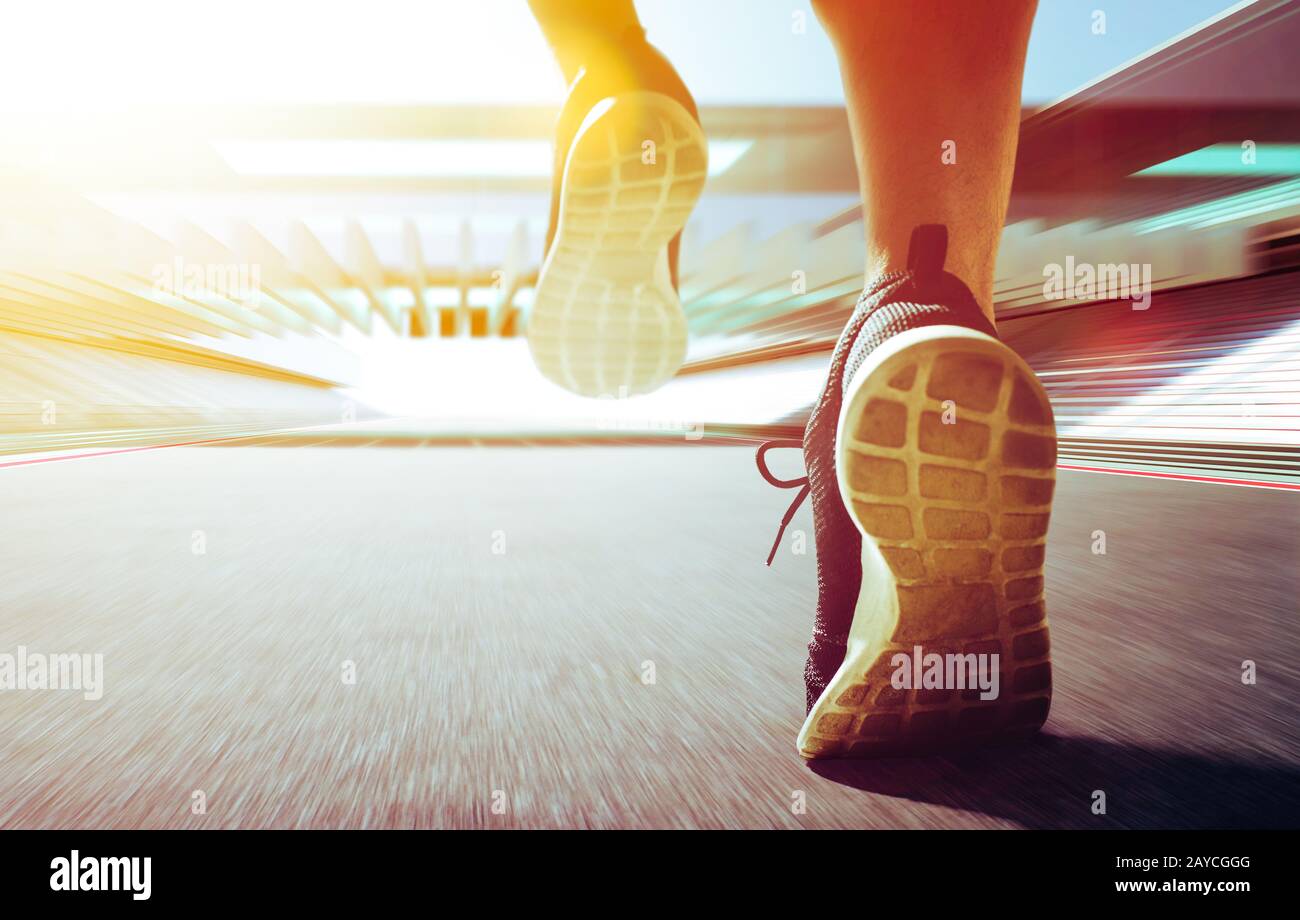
[527,28,705,398]
[758,225,1057,759]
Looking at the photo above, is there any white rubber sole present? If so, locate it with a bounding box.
[797,325,1057,759]
[527,91,706,397]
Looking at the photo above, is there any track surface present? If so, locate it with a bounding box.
[0,444,1296,828]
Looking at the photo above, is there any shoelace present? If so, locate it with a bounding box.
[755,438,810,566]
[753,232,958,570]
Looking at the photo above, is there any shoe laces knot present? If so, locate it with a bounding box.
[755,438,810,567]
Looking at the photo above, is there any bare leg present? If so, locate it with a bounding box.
[813,0,1037,321]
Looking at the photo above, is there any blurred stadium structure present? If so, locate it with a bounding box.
[2,0,1298,483]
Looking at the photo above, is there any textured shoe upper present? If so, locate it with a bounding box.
[758,225,999,711]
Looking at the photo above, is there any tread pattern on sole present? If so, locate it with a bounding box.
[801,334,1056,759]
[527,93,706,397]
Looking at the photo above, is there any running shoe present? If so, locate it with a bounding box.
[758,225,1056,758]
[527,29,706,397]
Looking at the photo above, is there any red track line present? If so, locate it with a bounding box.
[0,431,292,469]
[1057,463,1300,491]
[3,437,1299,492]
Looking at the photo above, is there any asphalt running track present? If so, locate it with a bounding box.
[0,443,1296,828]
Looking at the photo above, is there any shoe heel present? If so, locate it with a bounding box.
[799,325,1055,759]
[527,92,706,397]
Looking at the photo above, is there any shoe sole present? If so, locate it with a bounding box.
[527,91,706,397]
[797,325,1056,759]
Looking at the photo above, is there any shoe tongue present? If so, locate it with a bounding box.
[906,225,949,280]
